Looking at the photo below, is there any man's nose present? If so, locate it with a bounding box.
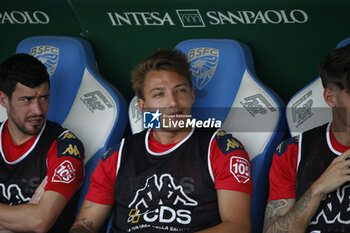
[167,93,178,108]
[30,99,44,115]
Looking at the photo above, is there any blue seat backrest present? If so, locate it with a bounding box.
[286,37,350,136]
[128,39,286,233]
[15,36,128,212]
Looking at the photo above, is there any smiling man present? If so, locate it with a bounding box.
[71,49,253,233]
[0,53,85,233]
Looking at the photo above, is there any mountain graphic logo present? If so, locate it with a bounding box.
[0,183,30,205]
[127,174,197,225]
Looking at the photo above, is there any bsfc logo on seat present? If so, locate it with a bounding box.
[30,45,59,78]
[188,47,219,90]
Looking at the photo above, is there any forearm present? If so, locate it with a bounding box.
[70,217,96,233]
[0,191,66,233]
[70,201,113,233]
[0,224,11,232]
[70,223,93,233]
[264,187,323,233]
[0,228,15,233]
[199,190,251,233]
[0,202,46,232]
[0,223,15,232]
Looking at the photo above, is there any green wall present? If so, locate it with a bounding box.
[1,0,349,103]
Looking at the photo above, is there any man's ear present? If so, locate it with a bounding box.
[137,97,146,112]
[323,87,337,108]
[0,91,9,109]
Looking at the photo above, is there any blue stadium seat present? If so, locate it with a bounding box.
[286,38,350,136]
[128,96,143,134]
[128,39,286,233]
[15,36,128,214]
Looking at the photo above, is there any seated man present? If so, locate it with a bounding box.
[0,54,85,233]
[70,49,253,233]
[263,44,350,232]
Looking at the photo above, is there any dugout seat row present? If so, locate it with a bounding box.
[2,35,347,233]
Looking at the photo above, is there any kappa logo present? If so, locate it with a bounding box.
[0,183,30,205]
[63,144,81,157]
[52,160,76,184]
[188,47,219,90]
[216,130,244,155]
[62,131,77,140]
[30,45,59,78]
[128,174,197,225]
[57,131,83,161]
[275,135,299,157]
[216,130,227,138]
[226,138,242,151]
[309,184,350,227]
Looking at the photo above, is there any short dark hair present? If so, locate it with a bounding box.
[131,49,192,99]
[319,43,350,91]
[0,53,49,99]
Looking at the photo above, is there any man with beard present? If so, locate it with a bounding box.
[0,53,85,233]
[70,49,252,233]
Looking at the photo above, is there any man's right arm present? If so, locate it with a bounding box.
[70,145,120,233]
[0,177,48,233]
[70,200,113,233]
[263,188,322,233]
[263,150,350,233]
